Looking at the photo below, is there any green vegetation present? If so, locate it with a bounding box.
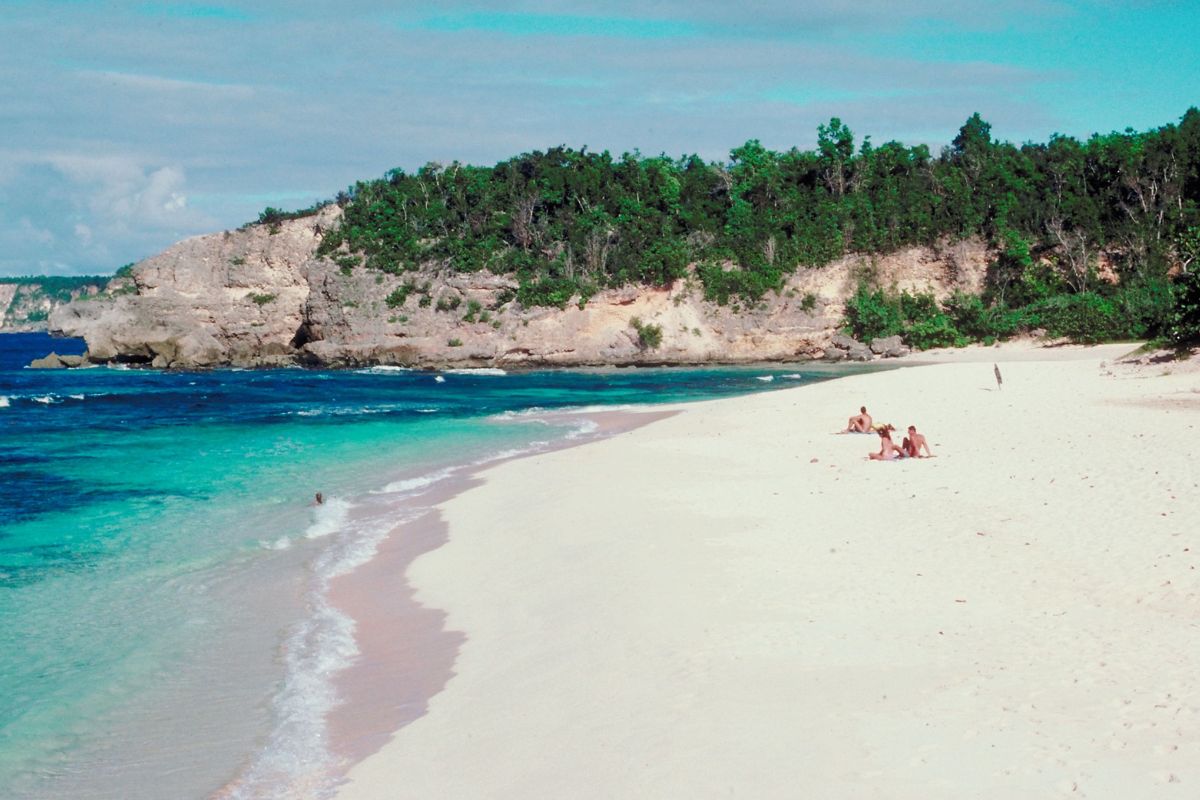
[385,285,412,308]
[463,299,483,322]
[630,317,664,350]
[447,337,463,347]
[252,108,1200,345]
[251,202,328,234]
[0,275,109,302]
[249,293,276,306]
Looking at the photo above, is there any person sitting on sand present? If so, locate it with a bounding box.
[902,425,934,458]
[868,424,902,460]
[845,406,872,433]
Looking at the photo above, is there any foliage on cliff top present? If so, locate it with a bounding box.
[281,109,1200,342]
[0,275,110,303]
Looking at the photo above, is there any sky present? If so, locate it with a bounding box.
[0,1,1197,277]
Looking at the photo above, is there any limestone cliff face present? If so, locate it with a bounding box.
[51,206,992,368]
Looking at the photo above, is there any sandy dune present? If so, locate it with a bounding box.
[338,343,1200,799]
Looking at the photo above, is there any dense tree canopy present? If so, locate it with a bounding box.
[298,108,1200,343]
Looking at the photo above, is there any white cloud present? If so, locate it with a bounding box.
[44,155,206,232]
[76,69,258,99]
[20,217,55,246]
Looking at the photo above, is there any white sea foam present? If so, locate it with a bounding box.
[443,367,507,376]
[755,375,775,382]
[293,404,412,418]
[224,508,397,800]
[563,419,600,438]
[434,375,446,383]
[377,467,457,496]
[489,406,548,420]
[32,395,58,404]
[69,394,86,400]
[355,365,413,374]
[782,373,805,380]
[0,396,9,408]
[303,498,351,539]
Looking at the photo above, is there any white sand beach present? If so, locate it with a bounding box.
[337,343,1200,799]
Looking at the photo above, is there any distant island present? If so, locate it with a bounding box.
[34,110,1200,368]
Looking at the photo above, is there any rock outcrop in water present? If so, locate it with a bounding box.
[50,206,992,369]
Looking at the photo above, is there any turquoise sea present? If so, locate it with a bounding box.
[0,332,865,799]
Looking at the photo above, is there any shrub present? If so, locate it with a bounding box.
[249,293,276,306]
[447,338,463,347]
[843,284,903,341]
[385,285,413,308]
[696,262,781,305]
[516,276,581,309]
[1025,293,1126,342]
[1114,278,1174,340]
[1167,268,1200,345]
[630,317,663,349]
[905,314,964,349]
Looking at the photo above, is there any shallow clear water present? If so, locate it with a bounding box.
[0,332,866,799]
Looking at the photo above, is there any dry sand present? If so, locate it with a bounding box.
[337,342,1200,799]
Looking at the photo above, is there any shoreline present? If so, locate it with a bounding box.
[331,341,1200,799]
[321,409,680,788]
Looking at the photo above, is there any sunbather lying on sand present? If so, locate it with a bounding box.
[845,406,872,433]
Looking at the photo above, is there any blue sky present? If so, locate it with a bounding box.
[0,0,1196,277]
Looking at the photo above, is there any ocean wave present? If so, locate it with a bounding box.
[782,373,805,380]
[433,375,446,383]
[563,419,600,439]
[488,403,649,422]
[291,404,424,418]
[354,365,413,374]
[488,406,548,420]
[755,375,775,382]
[8,392,109,406]
[443,367,507,376]
[225,513,396,800]
[304,497,351,539]
[376,467,457,495]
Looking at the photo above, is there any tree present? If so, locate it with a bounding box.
[817,117,855,198]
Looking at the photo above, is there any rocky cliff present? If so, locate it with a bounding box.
[50,207,993,369]
[1,278,111,332]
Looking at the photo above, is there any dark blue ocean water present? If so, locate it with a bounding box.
[0,332,860,799]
